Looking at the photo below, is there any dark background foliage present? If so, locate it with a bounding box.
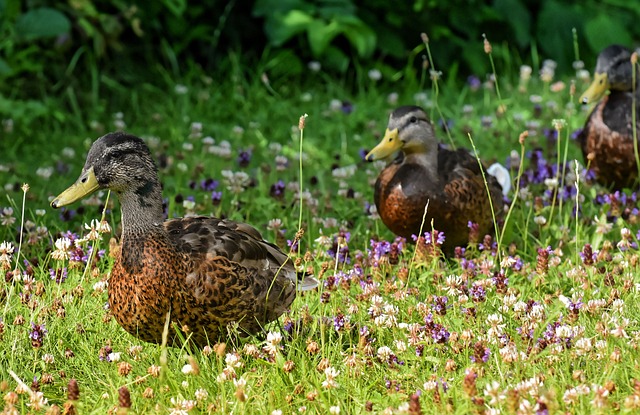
[1,0,639,107]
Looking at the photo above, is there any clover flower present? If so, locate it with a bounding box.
[322,366,340,389]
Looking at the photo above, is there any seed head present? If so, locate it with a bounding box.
[298,114,308,131]
[483,35,492,54]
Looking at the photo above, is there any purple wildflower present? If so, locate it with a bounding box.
[211,191,222,206]
[49,267,68,284]
[469,284,486,302]
[270,180,286,199]
[237,150,252,167]
[29,322,47,348]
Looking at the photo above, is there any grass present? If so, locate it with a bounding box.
[2,42,640,414]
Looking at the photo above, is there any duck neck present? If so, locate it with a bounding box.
[405,151,439,183]
[117,177,166,238]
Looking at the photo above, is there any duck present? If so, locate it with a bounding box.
[365,106,507,254]
[578,44,640,189]
[51,132,317,347]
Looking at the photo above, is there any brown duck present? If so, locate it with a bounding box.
[578,44,640,189]
[366,106,507,253]
[51,132,317,347]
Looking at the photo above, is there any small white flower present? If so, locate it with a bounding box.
[195,388,209,401]
[368,69,382,81]
[322,366,340,389]
[175,84,188,94]
[182,364,194,375]
[533,216,547,226]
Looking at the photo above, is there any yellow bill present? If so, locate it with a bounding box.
[580,72,609,105]
[366,128,402,161]
[51,167,99,208]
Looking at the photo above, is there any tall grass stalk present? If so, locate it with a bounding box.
[499,132,527,254]
[3,185,28,319]
[574,160,580,265]
[405,200,430,289]
[420,33,455,148]
[467,134,502,263]
[483,34,513,133]
[631,52,639,181]
[80,190,111,285]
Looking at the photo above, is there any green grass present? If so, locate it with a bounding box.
[2,45,640,414]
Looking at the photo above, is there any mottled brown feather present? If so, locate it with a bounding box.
[578,92,640,189]
[374,149,503,253]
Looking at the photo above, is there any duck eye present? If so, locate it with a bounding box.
[409,116,418,123]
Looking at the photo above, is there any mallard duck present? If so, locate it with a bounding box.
[366,106,507,254]
[51,132,317,347]
[578,44,640,189]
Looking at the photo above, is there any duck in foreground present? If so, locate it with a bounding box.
[366,106,508,254]
[578,44,640,189]
[51,132,317,347]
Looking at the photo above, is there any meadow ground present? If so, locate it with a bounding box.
[2,43,640,414]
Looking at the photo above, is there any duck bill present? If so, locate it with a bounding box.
[366,128,402,161]
[580,72,609,105]
[51,167,99,208]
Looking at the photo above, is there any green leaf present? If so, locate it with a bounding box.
[264,10,313,46]
[253,0,308,17]
[307,19,341,56]
[584,15,632,52]
[339,19,376,58]
[493,0,531,48]
[160,0,187,16]
[15,8,70,40]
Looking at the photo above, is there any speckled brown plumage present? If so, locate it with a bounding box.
[366,106,506,254]
[52,132,317,347]
[578,44,640,189]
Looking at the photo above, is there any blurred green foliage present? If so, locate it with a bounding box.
[0,0,639,110]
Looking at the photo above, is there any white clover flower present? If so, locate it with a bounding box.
[263,332,282,356]
[322,366,340,389]
[52,237,72,261]
[307,61,321,72]
[36,167,54,180]
[195,388,209,401]
[377,346,393,361]
[175,84,188,94]
[368,69,382,81]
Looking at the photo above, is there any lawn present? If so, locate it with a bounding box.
[1,41,640,414]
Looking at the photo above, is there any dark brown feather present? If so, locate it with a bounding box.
[374,146,503,254]
[579,92,640,189]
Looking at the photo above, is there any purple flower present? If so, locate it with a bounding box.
[49,267,68,284]
[467,75,481,90]
[432,296,448,315]
[469,284,486,302]
[270,180,286,199]
[200,178,219,191]
[333,313,348,332]
[211,191,222,205]
[29,322,47,347]
[431,325,450,344]
[237,150,252,167]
